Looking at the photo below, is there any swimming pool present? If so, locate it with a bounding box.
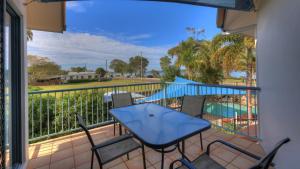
[204,103,256,118]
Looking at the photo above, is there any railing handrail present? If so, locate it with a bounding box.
[29,82,260,94]
[28,82,163,94]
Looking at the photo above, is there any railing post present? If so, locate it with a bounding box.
[163,83,167,107]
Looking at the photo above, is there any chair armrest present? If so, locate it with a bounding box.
[169,159,196,169]
[207,140,261,160]
[92,134,135,150]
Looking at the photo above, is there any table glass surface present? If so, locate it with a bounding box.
[110,103,211,148]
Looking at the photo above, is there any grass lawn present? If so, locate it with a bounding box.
[33,78,160,91]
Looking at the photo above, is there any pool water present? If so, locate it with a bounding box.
[204,103,256,118]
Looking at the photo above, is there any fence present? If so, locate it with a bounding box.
[28,82,260,142]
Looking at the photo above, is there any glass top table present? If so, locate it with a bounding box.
[110,103,211,148]
[110,103,211,169]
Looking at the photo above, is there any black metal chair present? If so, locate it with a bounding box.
[169,138,290,169]
[111,92,133,136]
[180,95,206,150]
[76,114,142,169]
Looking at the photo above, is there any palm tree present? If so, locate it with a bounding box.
[212,33,256,86]
[212,33,256,119]
[168,37,199,80]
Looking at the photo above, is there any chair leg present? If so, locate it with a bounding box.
[113,120,116,136]
[91,151,94,169]
[127,153,130,160]
[182,140,185,159]
[200,132,203,150]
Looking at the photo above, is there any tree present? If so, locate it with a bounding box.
[161,66,181,82]
[160,56,171,70]
[151,69,160,78]
[28,58,63,83]
[70,67,87,72]
[109,59,128,75]
[160,56,181,82]
[95,67,107,77]
[128,56,149,76]
[27,29,33,41]
[212,33,256,86]
[168,37,199,79]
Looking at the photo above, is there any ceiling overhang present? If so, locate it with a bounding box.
[146,0,255,11]
[27,1,66,33]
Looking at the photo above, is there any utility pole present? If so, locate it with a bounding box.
[140,52,143,80]
[105,59,108,77]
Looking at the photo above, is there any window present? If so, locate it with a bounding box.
[2,2,22,168]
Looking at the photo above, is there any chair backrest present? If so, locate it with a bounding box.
[181,95,206,118]
[249,138,290,169]
[76,114,95,147]
[111,92,133,108]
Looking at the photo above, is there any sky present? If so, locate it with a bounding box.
[27,0,220,71]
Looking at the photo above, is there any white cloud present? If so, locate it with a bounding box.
[67,1,94,13]
[27,31,169,70]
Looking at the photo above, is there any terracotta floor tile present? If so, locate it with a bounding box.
[28,124,263,169]
[152,157,172,169]
[226,164,239,169]
[51,148,74,163]
[211,147,238,163]
[73,143,91,154]
[74,151,92,166]
[210,155,228,167]
[104,158,123,169]
[35,165,50,169]
[145,150,162,165]
[72,137,89,146]
[230,137,254,148]
[185,144,204,161]
[108,162,128,169]
[28,155,51,169]
[231,155,256,169]
[52,142,73,153]
[125,155,151,169]
[50,157,74,169]
[122,149,141,161]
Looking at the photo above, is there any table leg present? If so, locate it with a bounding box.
[141,144,146,169]
[161,148,164,169]
[182,140,185,159]
[119,124,122,135]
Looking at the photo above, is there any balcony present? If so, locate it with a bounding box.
[27,82,260,169]
[28,125,265,169]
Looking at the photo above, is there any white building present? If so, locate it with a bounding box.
[61,72,99,82]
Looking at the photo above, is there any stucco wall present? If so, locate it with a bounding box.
[257,0,300,168]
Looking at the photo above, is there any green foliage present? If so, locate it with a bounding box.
[28,91,109,140]
[129,56,149,76]
[109,59,128,75]
[95,67,107,77]
[151,69,160,78]
[168,37,199,79]
[161,65,181,82]
[160,56,171,70]
[70,67,87,72]
[28,59,63,83]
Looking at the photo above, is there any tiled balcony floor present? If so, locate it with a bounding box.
[27,125,266,169]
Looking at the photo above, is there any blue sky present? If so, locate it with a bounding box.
[28,0,220,70]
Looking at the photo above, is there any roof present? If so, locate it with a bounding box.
[142,77,246,102]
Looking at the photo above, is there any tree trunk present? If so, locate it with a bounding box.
[246,49,253,121]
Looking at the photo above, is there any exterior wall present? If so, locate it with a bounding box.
[257,0,300,168]
[7,0,28,167]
